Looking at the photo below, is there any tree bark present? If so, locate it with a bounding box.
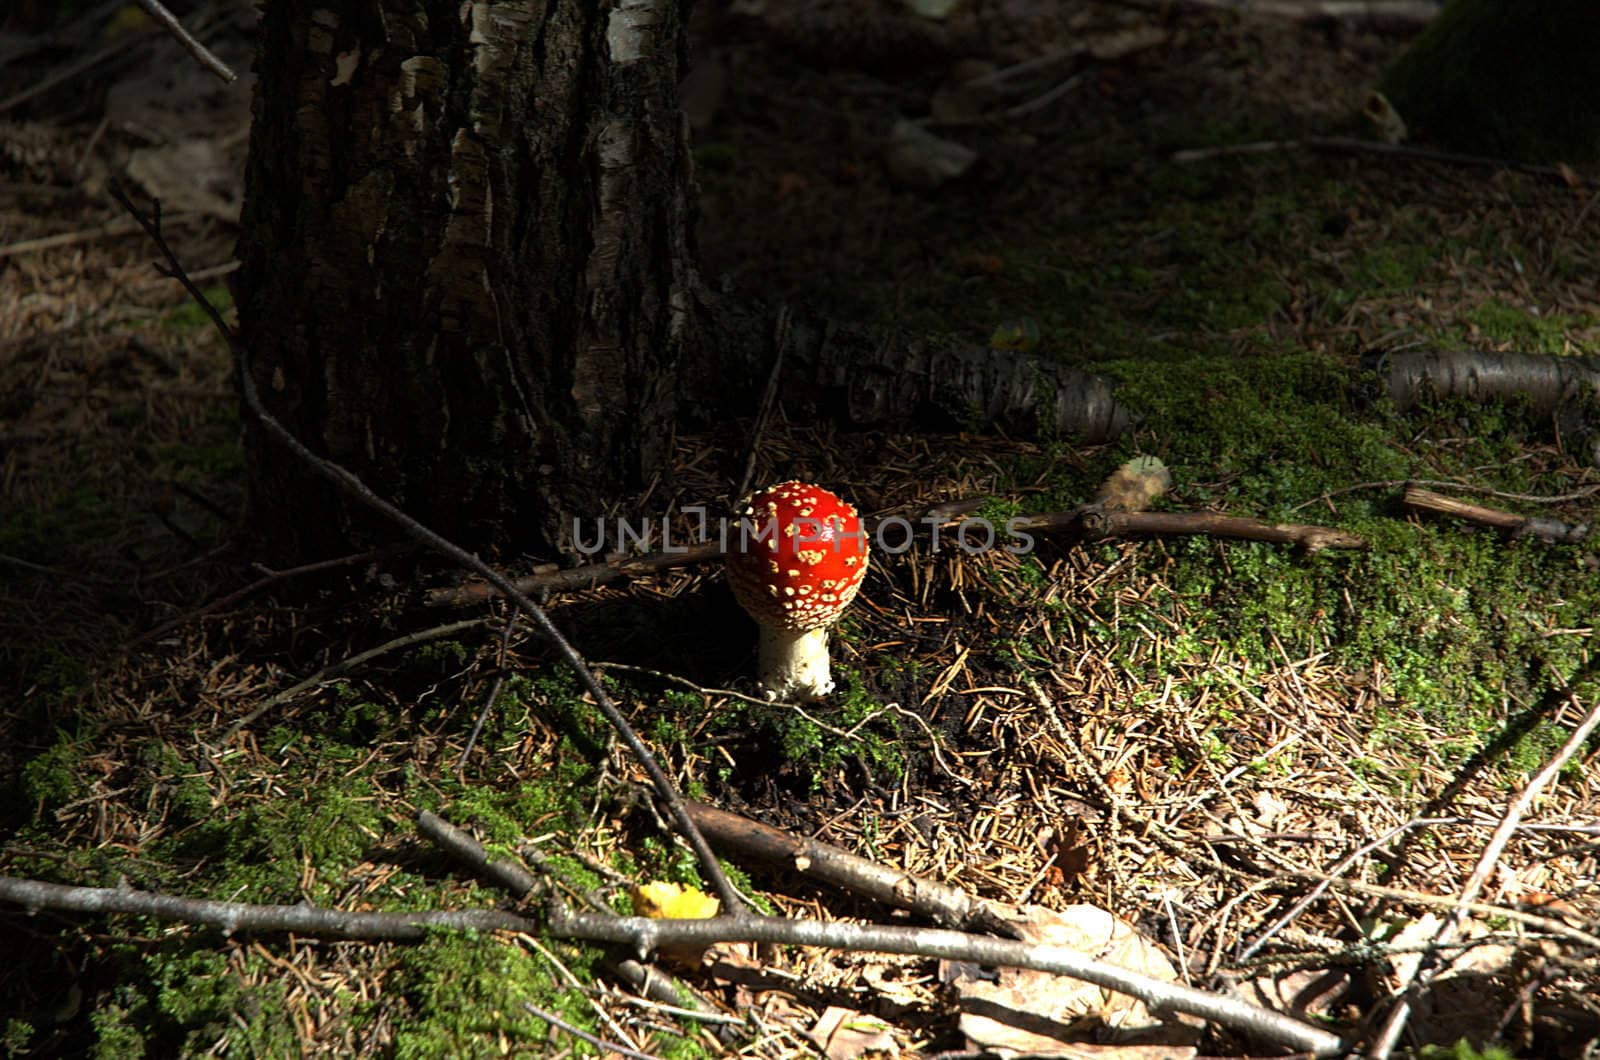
[235,1,1133,564]
[236,0,699,559]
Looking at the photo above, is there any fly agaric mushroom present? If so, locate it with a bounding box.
[725,481,870,702]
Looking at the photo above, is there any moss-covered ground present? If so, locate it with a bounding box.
[4,1,1599,1056]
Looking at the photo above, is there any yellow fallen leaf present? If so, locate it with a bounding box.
[631,880,721,920]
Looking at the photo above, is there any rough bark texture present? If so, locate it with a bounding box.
[693,291,1133,443]
[236,0,698,559]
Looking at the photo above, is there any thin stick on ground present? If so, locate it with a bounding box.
[133,0,237,82]
[1237,817,1456,963]
[110,184,749,918]
[550,910,1347,1056]
[0,874,1345,1055]
[525,1004,663,1060]
[458,610,519,773]
[219,618,490,740]
[1173,135,1600,190]
[1401,486,1590,544]
[425,498,1361,606]
[116,546,402,659]
[1366,687,1600,1060]
[416,810,539,898]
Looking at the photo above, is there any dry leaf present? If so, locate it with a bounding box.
[809,1006,898,1060]
[630,880,721,919]
[1229,967,1352,1024]
[1373,913,1527,1048]
[883,120,979,192]
[953,904,1201,1058]
[1095,457,1170,512]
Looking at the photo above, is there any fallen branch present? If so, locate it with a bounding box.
[0,872,1346,1054]
[1174,136,1600,190]
[426,497,1361,606]
[1019,508,1367,551]
[133,0,237,82]
[0,875,529,940]
[1112,0,1439,27]
[550,910,1346,1056]
[1401,486,1590,544]
[112,184,747,917]
[1290,477,1600,513]
[219,618,490,740]
[681,800,1020,938]
[416,810,540,899]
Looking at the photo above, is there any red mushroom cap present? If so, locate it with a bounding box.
[725,481,870,632]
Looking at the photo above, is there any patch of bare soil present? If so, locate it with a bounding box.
[3,1,1599,1057]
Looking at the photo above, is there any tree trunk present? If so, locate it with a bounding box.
[235,0,699,559]
[236,1,1132,565]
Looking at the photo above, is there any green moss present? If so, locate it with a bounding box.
[389,932,579,1058]
[21,732,92,813]
[4,1018,35,1055]
[1462,298,1591,354]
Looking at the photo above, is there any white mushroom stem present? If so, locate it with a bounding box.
[756,625,835,702]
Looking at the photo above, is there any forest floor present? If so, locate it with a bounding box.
[3,1,1600,1057]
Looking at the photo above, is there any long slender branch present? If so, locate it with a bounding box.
[0,875,529,939]
[681,800,1020,938]
[425,497,1362,607]
[0,874,1344,1056]
[133,0,237,82]
[117,546,404,659]
[109,185,747,917]
[219,618,490,740]
[1401,486,1589,544]
[550,911,1346,1056]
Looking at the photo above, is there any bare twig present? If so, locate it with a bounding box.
[1173,135,1600,190]
[458,611,519,772]
[110,184,747,917]
[1366,689,1600,1059]
[525,1004,663,1060]
[426,497,1360,607]
[133,0,237,82]
[551,910,1347,1056]
[0,36,141,116]
[416,810,540,898]
[0,875,529,939]
[0,212,202,259]
[1004,70,1089,119]
[219,618,490,739]
[681,800,1022,938]
[1017,508,1366,551]
[1110,0,1439,26]
[1290,476,1600,513]
[0,872,1346,1053]
[116,546,402,658]
[1237,817,1455,963]
[1401,486,1589,544]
